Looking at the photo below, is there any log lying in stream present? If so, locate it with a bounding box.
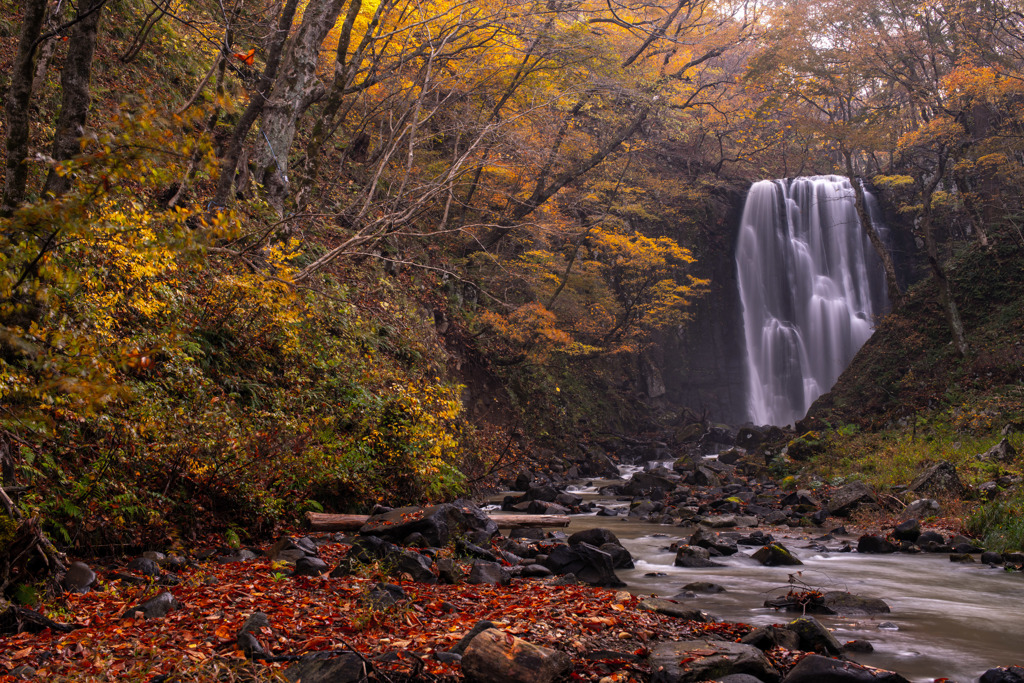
[304,512,570,532]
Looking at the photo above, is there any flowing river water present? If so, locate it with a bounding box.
[496,467,1024,682]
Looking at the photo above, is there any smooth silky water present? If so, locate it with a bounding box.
[492,464,1024,681]
[562,511,1024,682]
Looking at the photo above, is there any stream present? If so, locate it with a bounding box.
[503,467,1024,682]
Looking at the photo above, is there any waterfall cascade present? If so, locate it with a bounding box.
[736,175,890,427]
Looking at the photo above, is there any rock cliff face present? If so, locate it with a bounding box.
[656,185,749,424]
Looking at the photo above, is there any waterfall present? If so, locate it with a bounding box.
[736,175,890,427]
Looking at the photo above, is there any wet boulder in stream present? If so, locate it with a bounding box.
[857,535,898,554]
[751,542,802,566]
[543,542,625,587]
[674,545,723,568]
[689,527,738,555]
[622,471,677,496]
[782,654,910,683]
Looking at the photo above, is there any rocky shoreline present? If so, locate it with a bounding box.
[3,428,1023,682]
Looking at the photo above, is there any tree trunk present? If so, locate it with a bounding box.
[212,0,301,206]
[2,0,49,214]
[252,0,350,211]
[43,0,105,197]
[843,150,903,310]
[921,153,969,356]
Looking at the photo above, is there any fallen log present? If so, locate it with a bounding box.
[304,512,571,532]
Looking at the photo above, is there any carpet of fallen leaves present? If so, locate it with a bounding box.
[0,538,782,682]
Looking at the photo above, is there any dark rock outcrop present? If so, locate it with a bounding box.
[648,640,779,683]
[782,654,910,683]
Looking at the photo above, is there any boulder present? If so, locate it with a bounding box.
[293,556,329,577]
[393,549,436,583]
[980,666,1024,683]
[284,653,367,683]
[907,461,966,498]
[683,581,727,594]
[123,591,180,619]
[786,616,842,655]
[638,598,710,621]
[61,562,97,594]
[543,543,625,587]
[978,438,1018,463]
[892,519,921,542]
[467,560,511,586]
[461,629,571,683]
[623,472,677,496]
[857,535,898,554]
[359,501,498,547]
[674,545,723,568]
[901,498,941,520]
[821,592,890,615]
[782,654,910,683]
[740,626,800,651]
[916,530,945,547]
[600,543,635,569]
[689,528,738,555]
[826,482,877,517]
[269,536,318,562]
[702,514,739,528]
[752,543,802,566]
[126,557,161,577]
[366,583,407,609]
[648,640,779,683]
[781,490,820,508]
[568,528,622,548]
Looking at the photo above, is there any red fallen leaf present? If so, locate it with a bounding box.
[12,647,33,660]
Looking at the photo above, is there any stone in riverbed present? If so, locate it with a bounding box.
[740,626,800,651]
[980,666,1024,683]
[683,581,726,594]
[857,535,898,554]
[638,598,710,622]
[751,542,802,566]
[786,616,842,655]
[892,519,921,542]
[568,528,622,548]
[674,545,723,568]
[821,591,890,615]
[543,543,625,587]
[689,527,738,555]
[648,640,779,683]
[782,654,909,683]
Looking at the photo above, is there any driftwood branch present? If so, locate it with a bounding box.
[305,511,570,532]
